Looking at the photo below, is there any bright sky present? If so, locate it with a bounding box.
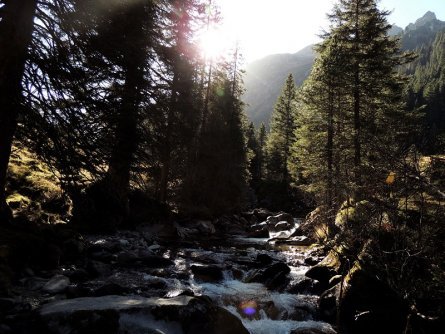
[215,0,445,63]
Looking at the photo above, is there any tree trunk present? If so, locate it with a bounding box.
[106,63,141,223]
[353,0,362,192]
[0,0,37,221]
[327,84,334,208]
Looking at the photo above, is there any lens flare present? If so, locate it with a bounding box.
[240,300,257,316]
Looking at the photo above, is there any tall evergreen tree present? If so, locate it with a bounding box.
[257,123,267,182]
[180,49,248,216]
[0,0,37,221]
[266,74,298,184]
[291,0,413,207]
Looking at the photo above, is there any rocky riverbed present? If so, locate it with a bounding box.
[0,210,338,334]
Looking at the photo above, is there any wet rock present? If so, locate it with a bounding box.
[275,221,291,231]
[247,262,291,290]
[253,208,274,221]
[291,327,336,334]
[42,275,70,294]
[248,228,269,238]
[196,220,216,235]
[66,268,89,283]
[38,295,249,334]
[116,251,139,266]
[93,282,128,296]
[86,260,112,277]
[140,255,174,268]
[304,256,321,266]
[267,212,293,226]
[90,250,114,263]
[305,250,341,288]
[319,283,340,323]
[329,275,342,287]
[180,297,249,334]
[275,236,314,246]
[148,244,161,252]
[338,260,408,334]
[256,253,273,265]
[66,284,92,298]
[286,278,322,295]
[191,265,224,282]
[20,276,47,291]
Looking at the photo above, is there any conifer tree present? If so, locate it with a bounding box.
[266,74,298,185]
[180,50,248,216]
[291,0,413,207]
[257,123,267,182]
[0,0,37,221]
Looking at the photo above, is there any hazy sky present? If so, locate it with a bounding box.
[216,0,445,63]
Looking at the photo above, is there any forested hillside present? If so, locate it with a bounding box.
[244,10,445,131]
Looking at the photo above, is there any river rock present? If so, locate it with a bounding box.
[291,327,336,334]
[87,260,112,277]
[253,208,274,221]
[196,220,216,235]
[267,213,293,225]
[116,251,139,266]
[275,236,314,246]
[191,265,224,282]
[275,221,291,231]
[140,255,174,268]
[319,283,340,323]
[38,295,249,334]
[305,250,341,288]
[42,275,70,294]
[286,277,322,295]
[256,253,273,265]
[338,260,408,334]
[93,282,129,296]
[304,256,321,266]
[247,261,291,290]
[248,228,269,238]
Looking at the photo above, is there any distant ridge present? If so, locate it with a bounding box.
[242,45,315,126]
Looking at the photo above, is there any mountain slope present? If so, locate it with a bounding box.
[243,12,445,127]
[242,45,315,126]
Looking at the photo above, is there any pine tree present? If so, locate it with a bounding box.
[292,0,413,208]
[180,49,248,216]
[257,123,267,182]
[246,122,260,185]
[266,74,298,185]
[0,0,37,221]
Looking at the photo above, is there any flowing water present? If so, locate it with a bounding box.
[138,220,337,334]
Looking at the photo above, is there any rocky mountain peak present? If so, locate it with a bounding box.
[406,11,439,31]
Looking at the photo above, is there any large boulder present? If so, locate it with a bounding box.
[305,249,342,288]
[246,262,291,290]
[38,295,249,334]
[266,212,293,226]
[298,207,332,242]
[338,260,408,334]
[191,265,224,282]
[42,275,70,294]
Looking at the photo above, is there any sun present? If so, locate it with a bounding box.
[198,27,232,60]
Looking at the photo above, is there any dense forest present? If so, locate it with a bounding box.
[0,0,444,334]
